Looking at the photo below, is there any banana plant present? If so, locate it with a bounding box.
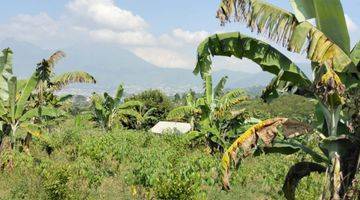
[0,49,63,163]
[167,75,249,151]
[196,0,360,198]
[35,51,96,107]
[91,84,143,131]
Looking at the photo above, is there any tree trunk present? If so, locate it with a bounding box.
[322,107,343,200]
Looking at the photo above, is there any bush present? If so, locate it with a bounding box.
[125,89,174,128]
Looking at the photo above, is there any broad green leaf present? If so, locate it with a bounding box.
[204,75,213,105]
[118,100,143,109]
[58,94,73,102]
[282,162,326,200]
[216,0,355,73]
[50,71,96,91]
[20,122,42,139]
[0,100,5,116]
[290,0,350,53]
[195,33,311,89]
[15,72,39,119]
[290,0,315,21]
[214,76,228,98]
[114,84,124,104]
[350,41,360,67]
[274,139,329,164]
[19,106,66,122]
[117,109,141,120]
[8,76,16,122]
[0,48,14,101]
[313,0,350,54]
[167,106,200,120]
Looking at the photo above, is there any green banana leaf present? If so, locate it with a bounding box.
[290,0,350,54]
[195,32,311,88]
[0,48,14,101]
[15,72,39,119]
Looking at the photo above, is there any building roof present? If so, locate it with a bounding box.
[150,121,192,134]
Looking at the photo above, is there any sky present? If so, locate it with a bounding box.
[0,0,359,73]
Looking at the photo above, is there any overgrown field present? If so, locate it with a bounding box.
[0,96,326,200]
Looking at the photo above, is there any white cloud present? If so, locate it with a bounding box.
[172,28,209,45]
[158,34,184,47]
[132,47,193,68]
[0,13,59,44]
[345,14,358,32]
[67,0,148,31]
[89,29,156,45]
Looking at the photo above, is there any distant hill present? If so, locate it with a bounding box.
[0,39,310,95]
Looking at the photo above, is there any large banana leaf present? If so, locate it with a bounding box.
[0,100,5,116]
[8,76,17,122]
[0,48,14,101]
[167,106,200,120]
[216,0,355,73]
[351,41,360,67]
[195,32,311,88]
[19,106,66,122]
[50,71,96,91]
[214,76,228,98]
[204,75,213,105]
[114,84,124,105]
[282,162,326,200]
[290,0,350,54]
[118,100,143,109]
[20,122,43,139]
[14,72,39,119]
[218,88,247,112]
[221,118,312,189]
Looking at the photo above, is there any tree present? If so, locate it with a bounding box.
[35,51,96,108]
[91,84,142,131]
[126,89,173,128]
[195,0,360,198]
[0,48,63,168]
[167,74,249,151]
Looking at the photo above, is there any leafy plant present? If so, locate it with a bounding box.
[126,89,173,127]
[0,48,63,167]
[34,51,96,108]
[168,74,250,151]
[90,84,142,131]
[197,0,360,198]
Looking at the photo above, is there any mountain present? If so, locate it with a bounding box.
[0,39,296,95]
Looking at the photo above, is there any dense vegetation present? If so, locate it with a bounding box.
[0,0,359,199]
[0,95,330,200]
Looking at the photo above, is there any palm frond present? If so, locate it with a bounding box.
[50,71,96,91]
[216,0,355,73]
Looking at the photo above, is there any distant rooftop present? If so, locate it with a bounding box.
[150,121,192,134]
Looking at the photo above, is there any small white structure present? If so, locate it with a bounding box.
[150,121,192,134]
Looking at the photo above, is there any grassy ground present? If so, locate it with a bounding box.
[0,95,325,199]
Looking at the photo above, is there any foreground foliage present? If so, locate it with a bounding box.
[0,108,340,200]
[194,0,360,198]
